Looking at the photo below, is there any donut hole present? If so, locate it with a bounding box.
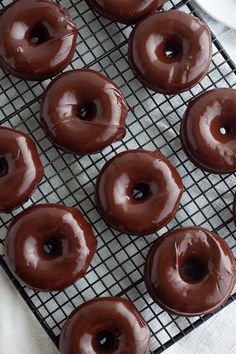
[95,330,119,352]
[0,157,8,177]
[211,116,235,142]
[29,23,50,45]
[77,101,97,121]
[181,257,207,283]
[132,182,150,201]
[164,35,183,59]
[43,237,62,256]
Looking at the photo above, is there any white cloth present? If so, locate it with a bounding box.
[0,267,58,354]
[165,303,236,354]
[0,2,236,354]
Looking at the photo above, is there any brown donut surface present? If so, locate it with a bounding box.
[40,69,128,155]
[128,10,212,94]
[0,0,77,80]
[87,0,165,24]
[4,204,97,292]
[181,88,236,174]
[0,127,43,212]
[95,150,183,235]
[144,227,236,316]
[59,297,150,354]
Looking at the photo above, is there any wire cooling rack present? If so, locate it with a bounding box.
[0,0,236,353]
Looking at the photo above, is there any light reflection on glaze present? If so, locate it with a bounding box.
[113,173,131,208]
[10,21,29,40]
[62,212,91,259]
[0,127,43,212]
[59,297,151,354]
[0,0,77,80]
[40,69,128,155]
[144,227,236,316]
[181,88,236,174]
[4,204,97,292]
[95,150,183,235]
[87,0,164,24]
[24,237,39,269]
[128,10,212,94]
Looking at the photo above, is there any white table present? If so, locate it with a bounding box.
[1,3,236,354]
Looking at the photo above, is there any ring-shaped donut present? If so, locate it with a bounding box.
[40,69,128,155]
[128,10,212,94]
[95,150,183,235]
[181,88,236,174]
[59,297,150,354]
[87,0,164,24]
[0,126,43,212]
[144,227,236,316]
[0,0,77,80]
[4,204,97,292]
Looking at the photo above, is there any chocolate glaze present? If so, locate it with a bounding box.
[4,204,97,292]
[144,227,236,316]
[0,127,43,212]
[0,0,77,81]
[95,150,183,235]
[59,297,150,354]
[40,69,128,155]
[181,88,236,174]
[87,0,165,24]
[128,10,212,94]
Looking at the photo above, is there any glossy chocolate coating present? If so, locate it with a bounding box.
[4,204,97,292]
[145,227,236,316]
[0,0,77,81]
[40,69,128,155]
[59,297,150,354]
[0,127,43,212]
[128,10,212,94]
[181,88,236,174]
[95,150,183,235]
[87,0,165,24]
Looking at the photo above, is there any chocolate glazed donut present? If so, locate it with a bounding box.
[95,150,183,235]
[0,0,77,80]
[181,88,236,174]
[4,204,97,292]
[128,10,212,94]
[59,297,151,354]
[40,69,128,155]
[0,126,43,212]
[87,0,165,24]
[144,227,236,316]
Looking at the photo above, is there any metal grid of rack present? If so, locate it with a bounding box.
[0,0,236,352]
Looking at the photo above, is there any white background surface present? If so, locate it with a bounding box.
[194,0,236,30]
[0,2,236,354]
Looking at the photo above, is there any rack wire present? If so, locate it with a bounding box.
[0,0,236,352]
